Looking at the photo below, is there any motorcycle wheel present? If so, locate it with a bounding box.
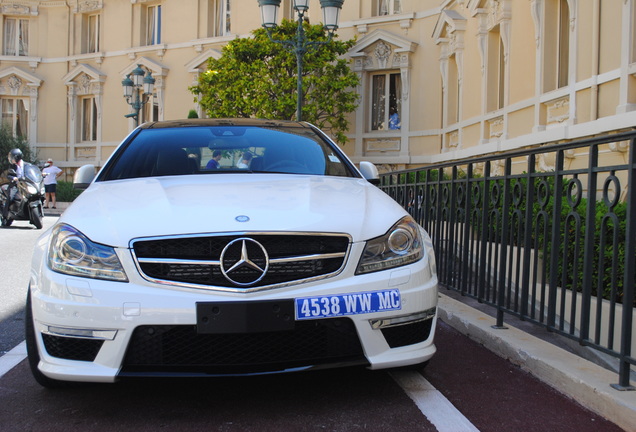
[30,204,43,229]
[0,193,9,227]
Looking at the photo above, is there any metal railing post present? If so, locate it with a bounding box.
[612,138,636,391]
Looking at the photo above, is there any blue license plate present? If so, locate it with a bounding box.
[295,289,401,320]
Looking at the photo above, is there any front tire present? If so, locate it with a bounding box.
[25,289,73,388]
[30,204,43,229]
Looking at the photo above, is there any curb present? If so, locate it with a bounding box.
[437,293,636,432]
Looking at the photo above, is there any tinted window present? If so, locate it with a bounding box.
[99,125,356,181]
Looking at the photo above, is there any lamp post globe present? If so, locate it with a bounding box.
[121,75,134,98]
[143,71,155,95]
[131,64,145,87]
[121,65,155,127]
[257,0,281,29]
[319,0,345,31]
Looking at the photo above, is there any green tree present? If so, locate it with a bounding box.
[190,19,360,144]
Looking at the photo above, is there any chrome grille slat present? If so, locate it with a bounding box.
[131,233,351,292]
[137,252,346,266]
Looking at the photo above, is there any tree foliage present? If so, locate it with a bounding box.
[190,19,360,144]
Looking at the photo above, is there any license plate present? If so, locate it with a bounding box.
[295,289,401,320]
[196,300,295,334]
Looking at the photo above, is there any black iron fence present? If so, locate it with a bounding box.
[379,130,636,389]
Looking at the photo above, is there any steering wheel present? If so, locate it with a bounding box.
[266,159,309,173]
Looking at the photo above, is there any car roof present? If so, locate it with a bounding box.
[139,118,310,130]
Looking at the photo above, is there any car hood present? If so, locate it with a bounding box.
[60,174,408,248]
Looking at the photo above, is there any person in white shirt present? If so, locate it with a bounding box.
[237,152,253,169]
[42,158,63,209]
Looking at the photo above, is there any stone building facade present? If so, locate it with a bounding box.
[0,0,634,177]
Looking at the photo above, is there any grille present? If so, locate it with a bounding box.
[132,233,350,290]
[120,318,366,375]
[42,334,104,362]
[380,319,434,348]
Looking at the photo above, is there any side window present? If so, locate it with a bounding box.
[84,13,100,54]
[543,0,570,92]
[145,4,162,45]
[81,97,98,142]
[371,72,401,131]
[142,92,159,124]
[3,17,28,56]
[1,98,28,138]
[209,0,231,37]
[375,0,401,16]
[486,26,505,112]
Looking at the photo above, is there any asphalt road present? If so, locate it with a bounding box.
[0,215,626,432]
[0,215,57,355]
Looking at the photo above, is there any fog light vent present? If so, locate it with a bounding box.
[42,334,103,361]
[381,319,434,348]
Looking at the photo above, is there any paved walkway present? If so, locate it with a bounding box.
[438,291,636,432]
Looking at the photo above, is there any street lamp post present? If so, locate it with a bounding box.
[257,0,344,122]
[121,64,156,127]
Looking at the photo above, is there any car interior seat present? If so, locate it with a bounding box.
[155,147,192,176]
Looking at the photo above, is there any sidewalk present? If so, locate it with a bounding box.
[437,291,636,432]
[42,201,69,217]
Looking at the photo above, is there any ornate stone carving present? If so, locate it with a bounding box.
[76,1,103,13]
[2,4,31,16]
[546,97,570,124]
[374,41,392,69]
[7,75,22,92]
[609,141,629,153]
[448,130,459,148]
[78,73,92,94]
[536,153,555,172]
[489,116,504,138]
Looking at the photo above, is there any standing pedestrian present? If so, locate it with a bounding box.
[42,158,63,209]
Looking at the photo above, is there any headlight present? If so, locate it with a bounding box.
[48,224,128,282]
[356,216,424,274]
[26,184,38,195]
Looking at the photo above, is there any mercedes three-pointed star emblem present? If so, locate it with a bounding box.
[220,238,269,286]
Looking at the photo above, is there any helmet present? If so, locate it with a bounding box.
[8,148,22,164]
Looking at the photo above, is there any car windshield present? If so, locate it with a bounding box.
[98,124,357,181]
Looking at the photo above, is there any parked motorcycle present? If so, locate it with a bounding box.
[0,163,45,229]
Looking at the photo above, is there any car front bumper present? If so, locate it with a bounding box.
[29,248,438,382]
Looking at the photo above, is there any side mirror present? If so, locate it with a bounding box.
[73,164,96,189]
[358,161,380,186]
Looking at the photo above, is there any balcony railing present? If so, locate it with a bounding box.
[379,130,636,390]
